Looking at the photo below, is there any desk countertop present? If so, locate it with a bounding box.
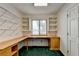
[0,35,59,50]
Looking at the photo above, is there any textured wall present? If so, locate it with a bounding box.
[0,4,22,43]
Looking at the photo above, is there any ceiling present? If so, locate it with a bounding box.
[11,3,65,15]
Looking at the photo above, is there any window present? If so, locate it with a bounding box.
[32,20,47,35]
[32,20,39,35]
[40,20,47,35]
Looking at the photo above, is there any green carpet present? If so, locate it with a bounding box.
[19,47,63,56]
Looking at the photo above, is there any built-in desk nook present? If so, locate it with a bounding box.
[0,36,60,56]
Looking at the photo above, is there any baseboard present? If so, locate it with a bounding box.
[28,46,49,48]
[57,50,64,56]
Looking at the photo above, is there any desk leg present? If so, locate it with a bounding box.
[48,38,50,50]
[26,45,28,51]
[49,38,52,50]
[25,39,28,51]
[26,39,28,51]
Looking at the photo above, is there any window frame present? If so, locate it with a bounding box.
[31,19,47,35]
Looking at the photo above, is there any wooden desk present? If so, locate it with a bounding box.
[0,35,60,56]
[25,36,51,51]
[25,36,60,51]
[0,36,27,56]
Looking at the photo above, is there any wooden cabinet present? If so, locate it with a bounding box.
[0,44,18,56]
[0,47,11,56]
[50,37,60,50]
[24,39,28,51]
[0,36,60,56]
[11,44,18,56]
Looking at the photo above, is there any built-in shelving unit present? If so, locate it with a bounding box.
[21,17,29,36]
[48,17,57,36]
[11,44,18,56]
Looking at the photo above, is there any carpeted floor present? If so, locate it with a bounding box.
[19,47,63,56]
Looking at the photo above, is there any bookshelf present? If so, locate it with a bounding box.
[48,17,57,36]
[11,44,18,56]
[21,17,29,36]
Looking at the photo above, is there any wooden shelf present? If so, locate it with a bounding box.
[22,20,29,22]
[12,52,18,56]
[49,30,57,32]
[49,17,57,36]
[11,44,18,56]
[22,24,29,26]
[22,26,29,30]
[22,30,29,31]
[22,17,29,20]
[49,19,57,21]
[49,27,57,30]
[11,45,18,52]
[21,17,29,36]
[49,17,57,19]
[49,21,57,24]
[49,24,57,26]
[22,28,29,30]
[11,50,17,56]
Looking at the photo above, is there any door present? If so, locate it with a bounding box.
[67,7,79,56]
[70,18,78,56]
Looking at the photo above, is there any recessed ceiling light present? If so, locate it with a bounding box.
[34,3,48,6]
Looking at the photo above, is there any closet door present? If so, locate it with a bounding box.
[67,7,79,56]
[70,18,78,56]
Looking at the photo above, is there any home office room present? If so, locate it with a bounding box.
[0,0,79,58]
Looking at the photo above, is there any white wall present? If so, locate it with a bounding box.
[0,3,22,17]
[57,3,77,55]
[0,3,22,43]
